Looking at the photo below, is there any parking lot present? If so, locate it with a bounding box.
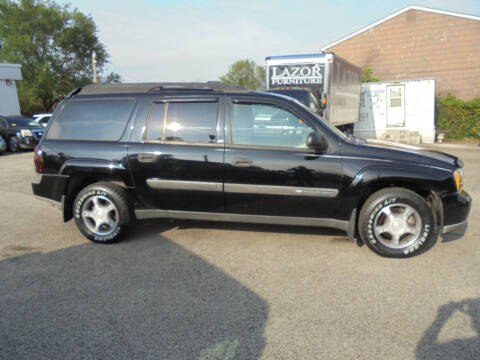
[1,143,479,359]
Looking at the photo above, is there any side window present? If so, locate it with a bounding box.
[146,101,218,143]
[145,103,166,141]
[232,103,315,148]
[47,99,135,141]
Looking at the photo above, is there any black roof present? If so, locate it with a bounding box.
[76,81,252,95]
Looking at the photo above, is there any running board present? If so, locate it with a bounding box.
[135,209,349,232]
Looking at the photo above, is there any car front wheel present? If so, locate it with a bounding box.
[73,182,131,243]
[358,187,436,257]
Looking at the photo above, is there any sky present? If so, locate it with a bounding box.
[56,0,480,83]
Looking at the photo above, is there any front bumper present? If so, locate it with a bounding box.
[443,221,467,234]
[17,135,40,149]
[441,190,471,231]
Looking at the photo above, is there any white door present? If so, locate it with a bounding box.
[386,85,405,127]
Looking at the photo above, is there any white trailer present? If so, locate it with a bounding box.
[354,79,436,144]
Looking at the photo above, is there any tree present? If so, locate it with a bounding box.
[220,59,265,91]
[0,0,121,114]
[100,71,122,84]
[362,67,380,83]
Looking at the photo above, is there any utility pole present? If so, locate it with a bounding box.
[92,51,98,83]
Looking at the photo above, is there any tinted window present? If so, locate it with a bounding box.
[145,103,166,141]
[232,103,314,148]
[146,101,218,143]
[47,99,135,140]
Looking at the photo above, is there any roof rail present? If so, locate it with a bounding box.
[75,81,251,95]
[148,85,214,92]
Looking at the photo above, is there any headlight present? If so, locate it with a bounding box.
[20,129,33,137]
[453,169,463,191]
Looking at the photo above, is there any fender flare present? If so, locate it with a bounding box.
[340,164,452,223]
[348,164,452,192]
[60,159,133,222]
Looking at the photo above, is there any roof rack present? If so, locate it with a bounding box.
[77,81,251,95]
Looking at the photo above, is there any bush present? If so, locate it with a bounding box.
[436,95,480,139]
[362,67,379,83]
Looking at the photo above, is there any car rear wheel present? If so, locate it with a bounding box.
[8,136,18,152]
[358,187,436,257]
[73,182,131,243]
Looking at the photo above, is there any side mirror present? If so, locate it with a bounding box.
[306,132,328,152]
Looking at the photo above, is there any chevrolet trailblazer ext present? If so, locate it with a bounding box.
[32,82,471,257]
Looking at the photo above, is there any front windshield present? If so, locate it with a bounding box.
[7,117,40,128]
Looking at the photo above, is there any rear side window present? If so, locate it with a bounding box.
[146,101,218,143]
[47,99,135,141]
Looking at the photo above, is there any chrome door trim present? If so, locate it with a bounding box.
[135,209,349,232]
[224,183,338,197]
[146,178,338,198]
[146,179,222,192]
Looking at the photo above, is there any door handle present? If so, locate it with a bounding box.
[232,157,253,167]
[138,153,157,163]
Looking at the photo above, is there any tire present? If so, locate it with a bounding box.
[0,135,6,154]
[358,187,436,257]
[73,182,131,243]
[8,136,18,152]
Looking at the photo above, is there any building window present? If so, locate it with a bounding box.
[389,88,403,107]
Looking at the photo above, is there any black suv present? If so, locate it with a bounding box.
[0,116,44,152]
[32,82,471,257]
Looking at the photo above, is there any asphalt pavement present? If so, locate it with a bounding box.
[0,143,479,359]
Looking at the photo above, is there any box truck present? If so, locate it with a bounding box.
[265,52,362,132]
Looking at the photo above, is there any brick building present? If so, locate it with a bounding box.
[321,6,480,99]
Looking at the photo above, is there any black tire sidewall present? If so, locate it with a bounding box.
[73,184,129,243]
[360,190,435,257]
[9,136,18,152]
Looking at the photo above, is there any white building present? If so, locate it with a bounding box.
[0,63,22,115]
[354,79,436,144]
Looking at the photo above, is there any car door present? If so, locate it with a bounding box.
[128,94,225,213]
[223,95,342,220]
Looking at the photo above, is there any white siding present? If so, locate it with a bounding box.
[0,80,21,115]
[0,63,22,80]
[0,63,22,116]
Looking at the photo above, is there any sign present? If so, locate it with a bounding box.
[268,63,325,90]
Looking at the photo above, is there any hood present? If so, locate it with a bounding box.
[361,139,461,169]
